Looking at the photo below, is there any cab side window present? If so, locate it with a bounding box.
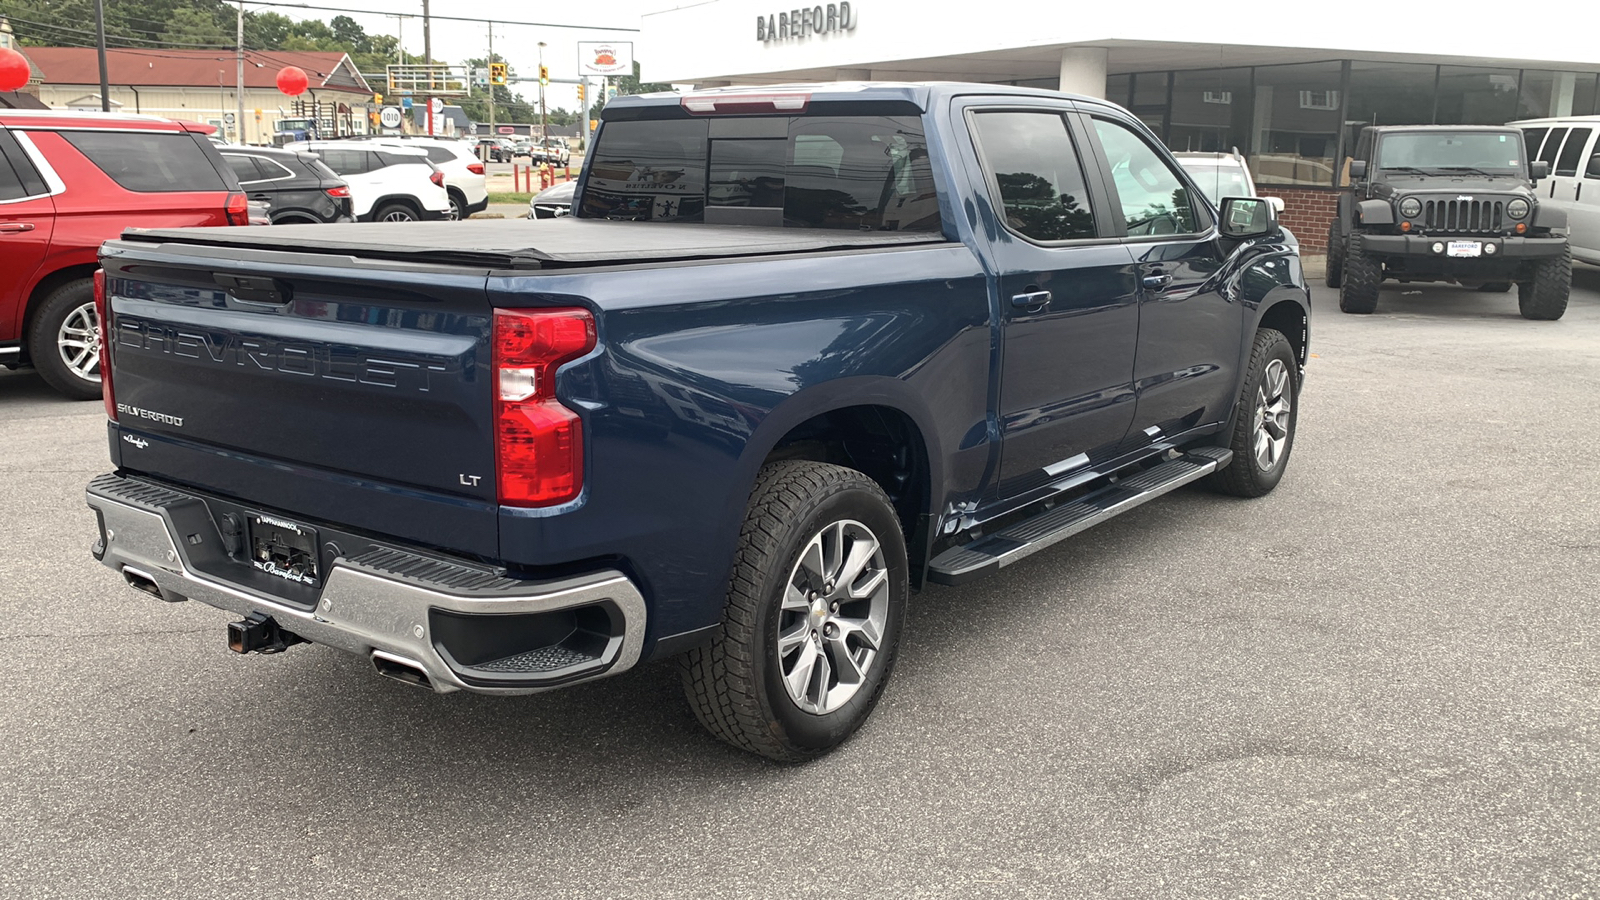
[1554,128,1592,177]
[970,111,1098,242]
[1090,117,1198,237]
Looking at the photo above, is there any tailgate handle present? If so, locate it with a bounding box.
[214,274,292,305]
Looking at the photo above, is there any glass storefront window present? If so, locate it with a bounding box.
[1250,61,1342,187]
[1105,74,1131,108]
[1346,61,1437,184]
[1576,74,1600,117]
[1131,71,1169,140]
[1436,66,1519,125]
[1516,70,1600,120]
[1169,68,1252,153]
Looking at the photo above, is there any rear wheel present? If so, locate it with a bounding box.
[1517,246,1570,320]
[681,461,908,762]
[446,191,465,221]
[374,202,419,223]
[1324,223,1344,288]
[28,278,102,401]
[1338,234,1381,314]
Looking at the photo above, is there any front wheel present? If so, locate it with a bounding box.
[28,278,103,401]
[1338,234,1381,314]
[681,461,908,762]
[1208,328,1299,498]
[1517,246,1571,320]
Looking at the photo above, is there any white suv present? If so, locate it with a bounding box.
[351,137,489,220]
[285,141,451,222]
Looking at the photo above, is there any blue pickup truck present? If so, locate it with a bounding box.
[87,83,1310,761]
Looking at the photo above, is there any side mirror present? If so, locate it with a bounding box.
[1530,160,1550,181]
[1348,160,1368,180]
[1219,196,1278,239]
[1264,196,1285,214]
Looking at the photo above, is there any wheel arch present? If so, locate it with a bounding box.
[739,379,943,588]
[365,194,422,220]
[1257,296,1309,371]
[21,262,99,361]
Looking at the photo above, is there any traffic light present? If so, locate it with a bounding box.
[576,82,585,103]
[489,63,507,86]
[539,65,549,86]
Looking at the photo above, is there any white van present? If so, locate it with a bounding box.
[1509,116,1600,265]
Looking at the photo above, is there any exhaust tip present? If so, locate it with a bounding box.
[372,650,434,691]
[122,566,165,601]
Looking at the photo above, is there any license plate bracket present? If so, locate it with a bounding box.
[1447,240,1483,258]
[246,513,320,587]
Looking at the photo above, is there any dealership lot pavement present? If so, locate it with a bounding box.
[2,266,1597,899]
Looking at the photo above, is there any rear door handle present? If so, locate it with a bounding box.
[0,223,35,234]
[1142,274,1173,290]
[248,194,271,202]
[1010,290,1052,309]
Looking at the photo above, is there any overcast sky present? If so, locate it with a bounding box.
[257,0,670,112]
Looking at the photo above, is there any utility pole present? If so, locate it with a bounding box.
[422,0,433,135]
[486,22,494,140]
[93,0,109,112]
[235,2,245,143]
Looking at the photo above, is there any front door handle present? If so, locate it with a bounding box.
[1010,289,1052,310]
[0,223,35,234]
[1142,273,1173,290]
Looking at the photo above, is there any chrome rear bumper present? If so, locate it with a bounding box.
[86,473,647,695]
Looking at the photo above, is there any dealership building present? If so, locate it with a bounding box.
[641,0,1600,250]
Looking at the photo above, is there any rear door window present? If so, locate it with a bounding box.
[60,131,228,192]
[579,113,940,231]
[0,130,47,200]
[1536,128,1567,168]
[969,111,1099,242]
[315,148,369,175]
[1555,128,1593,176]
[224,155,266,184]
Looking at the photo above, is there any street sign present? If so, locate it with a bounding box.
[578,41,632,76]
[379,106,403,129]
[400,96,413,110]
[430,97,444,115]
[223,112,235,125]
[498,126,515,134]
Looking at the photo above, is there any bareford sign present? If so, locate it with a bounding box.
[757,3,857,43]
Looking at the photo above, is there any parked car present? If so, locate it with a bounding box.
[1174,150,1283,213]
[285,141,451,222]
[0,110,247,400]
[1508,115,1600,267]
[527,177,575,218]
[476,137,513,162]
[355,137,487,220]
[220,146,353,224]
[1326,125,1569,319]
[88,83,1309,761]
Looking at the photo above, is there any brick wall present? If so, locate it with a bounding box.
[1267,187,1340,252]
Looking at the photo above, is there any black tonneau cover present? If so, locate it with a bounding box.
[122,218,949,269]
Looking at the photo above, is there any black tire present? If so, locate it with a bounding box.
[1477,282,1512,293]
[446,190,466,221]
[1324,223,1344,288]
[373,202,419,223]
[1338,234,1381,314]
[28,278,103,401]
[1208,328,1299,498]
[681,460,909,763]
[1517,246,1571,320]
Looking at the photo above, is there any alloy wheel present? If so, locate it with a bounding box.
[1252,358,1291,471]
[57,301,101,384]
[777,519,891,715]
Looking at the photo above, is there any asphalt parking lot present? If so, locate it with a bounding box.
[2,265,1597,899]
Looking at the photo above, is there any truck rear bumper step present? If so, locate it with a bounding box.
[86,473,647,695]
[927,447,1232,585]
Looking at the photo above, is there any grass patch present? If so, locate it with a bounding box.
[487,192,534,204]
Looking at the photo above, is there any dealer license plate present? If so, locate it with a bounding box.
[1447,241,1482,258]
[246,513,320,587]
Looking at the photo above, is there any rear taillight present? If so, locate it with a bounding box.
[94,269,115,421]
[429,171,444,188]
[493,308,596,507]
[224,191,249,226]
[325,185,350,198]
[466,162,485,175]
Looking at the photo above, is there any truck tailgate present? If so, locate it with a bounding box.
[100,240,499,558]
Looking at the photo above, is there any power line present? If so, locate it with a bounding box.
[3,14,238,49]
[233,0,640,32]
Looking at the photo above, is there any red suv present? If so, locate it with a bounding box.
[0,111,248,399]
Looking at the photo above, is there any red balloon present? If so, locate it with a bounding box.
[276,66,309,96]
[0,47,31,93]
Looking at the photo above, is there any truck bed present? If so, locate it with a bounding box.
[123,218,951,270]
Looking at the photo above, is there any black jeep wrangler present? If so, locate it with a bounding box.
[1327,126,1570,320]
